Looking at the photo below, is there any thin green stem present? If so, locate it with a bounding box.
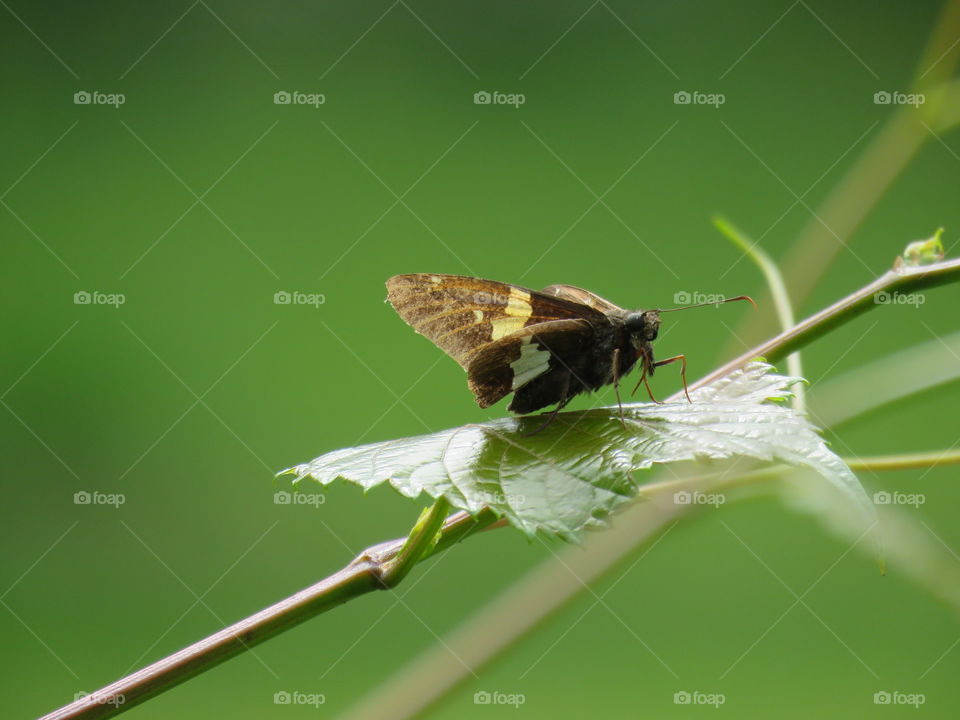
[629,449,960,500]
[713,216,805,413]
[846,449,960,471]
[379,497,452,588]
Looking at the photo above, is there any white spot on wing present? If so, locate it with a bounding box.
[473,310,483,322]
[510,336,551,390]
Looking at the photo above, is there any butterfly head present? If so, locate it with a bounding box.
[624,310,661,344]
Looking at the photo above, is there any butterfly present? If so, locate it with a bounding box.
[386,274,752,423]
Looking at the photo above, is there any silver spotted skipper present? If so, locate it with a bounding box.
[386,274,753,423]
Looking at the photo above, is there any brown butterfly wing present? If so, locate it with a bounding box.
[386,274,605,369]
[541,284,627,315]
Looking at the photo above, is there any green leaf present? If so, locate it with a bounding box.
[282,362,874,540]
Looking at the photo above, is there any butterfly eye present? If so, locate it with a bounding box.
[641,311,660,340]
[624,312,646,333]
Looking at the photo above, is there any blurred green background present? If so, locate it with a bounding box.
[3,1,959,717]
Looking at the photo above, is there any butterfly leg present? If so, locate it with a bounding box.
[629,357,663,404]
[631,344,653,399]
[642,371,661,404]
[611,347,627,429]
[654,354,690,402]
[631,360,662,404]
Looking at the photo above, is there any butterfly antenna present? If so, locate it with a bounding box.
[656,295,756,313]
